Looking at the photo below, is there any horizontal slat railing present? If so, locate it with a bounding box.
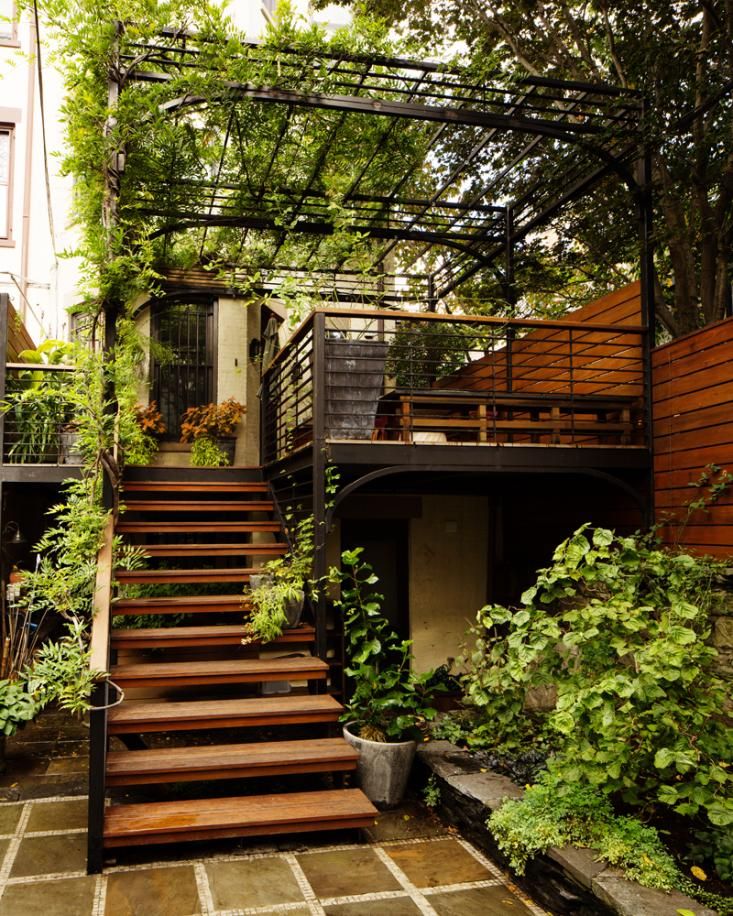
[261,307,648,462]
[2,363,80,465]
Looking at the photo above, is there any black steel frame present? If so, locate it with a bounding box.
[110,24,652,326]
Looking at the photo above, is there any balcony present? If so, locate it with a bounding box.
[261,303,649,473]
[0,362,82,480]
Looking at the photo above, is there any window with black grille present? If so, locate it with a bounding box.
[152,299,216,439]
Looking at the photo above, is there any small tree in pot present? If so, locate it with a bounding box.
[336,548,438,807]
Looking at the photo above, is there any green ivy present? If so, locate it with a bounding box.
[461,524,733,833]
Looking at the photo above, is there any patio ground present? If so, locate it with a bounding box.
[0,710,550,916]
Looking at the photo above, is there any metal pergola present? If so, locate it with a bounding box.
[109,25,652,320]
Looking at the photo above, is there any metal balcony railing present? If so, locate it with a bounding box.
[1,363,81,465]
[261,308,648,465]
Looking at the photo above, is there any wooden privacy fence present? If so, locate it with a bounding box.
[653,315,733,557]
[445,281,644,399]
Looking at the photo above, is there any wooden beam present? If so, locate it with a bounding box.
[89,515,114,677]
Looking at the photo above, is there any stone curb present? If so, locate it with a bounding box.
[416,740,716,916]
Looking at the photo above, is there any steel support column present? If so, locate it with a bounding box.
[311,312,328,666]
[638,109,656,525]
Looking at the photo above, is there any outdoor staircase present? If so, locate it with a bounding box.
[94,466,376,862]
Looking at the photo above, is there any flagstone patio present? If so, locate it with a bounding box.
[0,793,549,915]
[0,710,549,915]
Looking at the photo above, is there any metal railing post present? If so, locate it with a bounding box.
[0,294,8,465]
[311,312,328,664]
[86,679,109,874]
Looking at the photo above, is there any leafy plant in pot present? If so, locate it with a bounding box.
[180,397,246,466]
[335,548,438,807]
[242,515,315,644]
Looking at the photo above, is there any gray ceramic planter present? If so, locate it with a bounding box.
[343,723,417,808]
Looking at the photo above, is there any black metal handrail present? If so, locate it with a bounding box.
[261,307,648,464]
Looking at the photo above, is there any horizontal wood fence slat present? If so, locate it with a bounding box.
[652,315,733,557]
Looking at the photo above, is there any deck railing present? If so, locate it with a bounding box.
[261,308,648,464]
[0,363,81,465]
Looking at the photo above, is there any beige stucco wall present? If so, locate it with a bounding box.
[134,303,152,406]
[215,297,261,465]
[409,495,489,671]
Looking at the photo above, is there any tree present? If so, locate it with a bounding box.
[318,0,733,336]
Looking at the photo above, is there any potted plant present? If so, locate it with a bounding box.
[335,548,438,807]
[128,401,167,465]
[59,422,83,464]
[242,515,314,644]
[180,397,246,465]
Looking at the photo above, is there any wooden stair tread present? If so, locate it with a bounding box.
[111,656,328,686]
[112,595,251,615]
[104,789,377,845]
[124,500,274,513]
[106,738,357,780]
[116,522,280,534]
[140,543,287,556]
[124,482,268,493]
[111,624,314,647]
[115,569,256,584]
[108,694,343,733]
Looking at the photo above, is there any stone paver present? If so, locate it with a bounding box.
[205,857,306,909]
[0,876,97,916]
[10,832,87,877]
[0,794,550,916]
[105,865,200,916]
[297,847,402,898]
[384,837,495,887]
[430,885,535,915]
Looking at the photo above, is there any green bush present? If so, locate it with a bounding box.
[489,774,680,889]
[190,436,229,467]
[336,548,438,742]
[461,525,733,833]
[0,680,38,736]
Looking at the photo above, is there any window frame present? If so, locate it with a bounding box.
[0,1,19,47]
[0,123,15,246]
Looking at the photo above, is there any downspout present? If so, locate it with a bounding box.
[19,12,37,323]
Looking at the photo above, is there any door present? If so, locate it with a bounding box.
[152,299,216,439]
[340,519,409,640]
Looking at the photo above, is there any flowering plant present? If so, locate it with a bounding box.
[180,398,245,441]
[134,401,166,436]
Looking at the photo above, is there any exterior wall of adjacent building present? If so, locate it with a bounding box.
[0,0,78,345]
[409,495,489,671]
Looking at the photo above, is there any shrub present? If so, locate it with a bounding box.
[190,436,229,467]
[180,398,245,441]
[489,774,680,889]
[461,525,733,833]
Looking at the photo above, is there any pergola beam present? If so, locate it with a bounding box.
[145,76,608,142]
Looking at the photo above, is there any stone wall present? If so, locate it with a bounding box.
[714,577,733,689]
